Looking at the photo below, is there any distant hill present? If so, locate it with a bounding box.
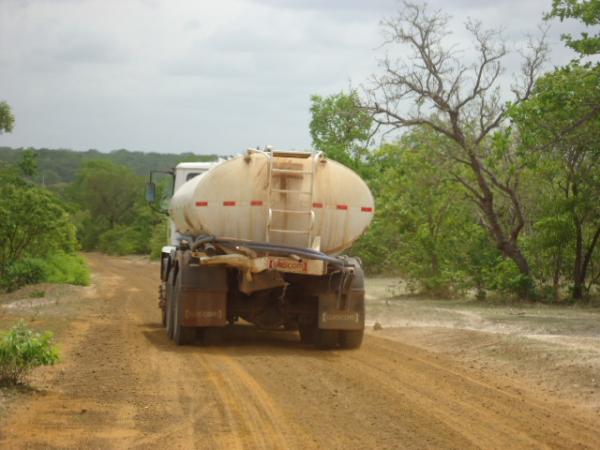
[0,147,220,185]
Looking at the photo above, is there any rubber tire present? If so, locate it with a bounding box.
[202,327,223,346]
[315,329,339,349]
[166,271,176,339]
[339,329,364,349]
[298,322,315,345]
[173,273,195,346]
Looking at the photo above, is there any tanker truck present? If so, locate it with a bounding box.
[145,148,374,348]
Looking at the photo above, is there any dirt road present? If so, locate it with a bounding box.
[1,254,599,449]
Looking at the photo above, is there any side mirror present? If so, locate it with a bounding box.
[145,182,156,203]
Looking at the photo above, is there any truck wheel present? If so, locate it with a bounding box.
[202,327,223,346]
[173,273,195,346]
[315,329,339,349]
[166,271,176,339]
[339,329,364,349]
[298,322,315,345]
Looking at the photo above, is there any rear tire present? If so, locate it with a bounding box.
[298,321,315,345]
[339,329,364,349]
[315,329,339,349]
[166,271,176,339]
[173,272,195,346]
[202,327,223,346]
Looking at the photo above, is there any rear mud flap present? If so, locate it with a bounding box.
[179,265,228,327]
[318,290,365,331]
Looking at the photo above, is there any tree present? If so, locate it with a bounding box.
[0,163,78,289]
[355,128,500,296]
[69,160,141,229]
[0,101,15,134]
[309,91,373,171]
[546,0,600,56]
[510,64,600,298]
[366,2,548,296]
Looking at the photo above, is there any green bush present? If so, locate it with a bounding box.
[42,252,90,286]
[0,320,60,385]
[149,218,169,260]
[0,253,90,292]
[97,226,146,255]
[0,259,46,292]
[484,258,534,299]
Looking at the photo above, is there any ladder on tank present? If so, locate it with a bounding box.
[266,150,320,248]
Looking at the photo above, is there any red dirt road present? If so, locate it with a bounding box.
[1,254,599,449]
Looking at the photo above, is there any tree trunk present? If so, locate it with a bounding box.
[468,154,532,297]
[573,220,584,300]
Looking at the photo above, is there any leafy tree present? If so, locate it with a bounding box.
[366,2,548,297]
[354,129,500,296]
[69,159,164,254]
[0,155,84,291]
[510,64,600,298]
[546,0,600,55]
[0,101,15,134]
[69,160,141,229]
[309,91,373,171]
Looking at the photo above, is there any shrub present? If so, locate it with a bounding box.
[149,218,169,260]
[0,253,90,292]
[0,259,46,292]
[43,252,90,286]
[97,226,148,255]
[0,321,60,385]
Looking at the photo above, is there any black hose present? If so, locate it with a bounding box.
[190,236,350,268]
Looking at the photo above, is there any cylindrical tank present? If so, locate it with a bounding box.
[169,151,374,255]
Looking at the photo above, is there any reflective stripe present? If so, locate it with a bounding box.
[195,201,208,207]
[336,204,348,210]
[223,201,236,206]
[251,200,263,206]
[361,207,373,212]
[312,202,323,208]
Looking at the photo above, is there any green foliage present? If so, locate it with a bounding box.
[546,0,600,55]
[69,160,141,228]
[0,147,218,186]
[352,129,502,296]
[97,226,146,255]
[484,258,533,299]
[510,63,600,299]
[41,253,90,286]
[0,321,60,385]
[0,253,90,292]
[309,91,373,172]
[0,101,15,134]
[0,259,46,292]
[0,167,78,279]
[0,153,88,291]
[150,218,169,260]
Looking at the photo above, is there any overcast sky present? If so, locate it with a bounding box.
[0,0,589,155]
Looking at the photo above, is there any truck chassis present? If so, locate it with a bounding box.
[158,237,365,349]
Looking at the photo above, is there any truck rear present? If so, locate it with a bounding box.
[147,148,374,348]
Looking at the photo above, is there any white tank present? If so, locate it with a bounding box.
[169,151,374,255]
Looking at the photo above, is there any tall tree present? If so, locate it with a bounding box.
[0,101,15,134]
[510,64,600,298]
[546,0,600,56]
[309,91,373,171]
[366,2,547,296]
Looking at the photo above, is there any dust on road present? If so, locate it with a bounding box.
[1,254,599,449]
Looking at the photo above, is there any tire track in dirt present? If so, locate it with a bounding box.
[1,253,599,449]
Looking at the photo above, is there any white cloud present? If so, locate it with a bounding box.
[0,0,590,154]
